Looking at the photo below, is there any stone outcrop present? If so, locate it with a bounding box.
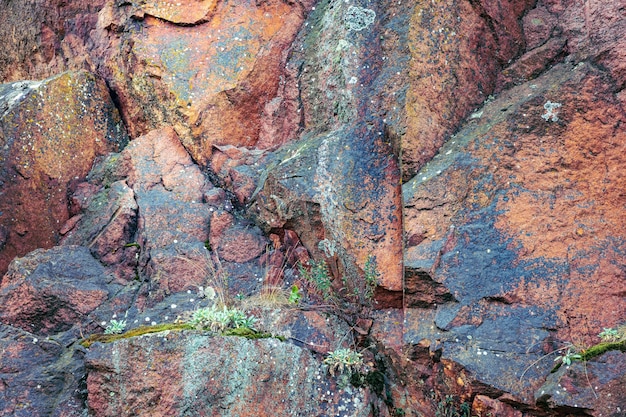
[1,0,625,416]
[0,71,128,277]
[402,0,626,412]
[85,332,374,417]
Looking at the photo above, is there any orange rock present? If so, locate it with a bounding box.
[0,71,128,277]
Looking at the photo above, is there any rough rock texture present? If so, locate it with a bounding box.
[1,0,626,416]
[403,60,626,411]
[0,0,107,82]
[0,246,116,336]
[90,0,315,165]
[536,351,626,416]
[85,332,373,417]
[0,324,86,417]
[0,70,128,277]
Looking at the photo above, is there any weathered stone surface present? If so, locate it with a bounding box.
[535,351,626,416]
[0,71,128,277]
[396,0,533,180]
[62,180,139,283]
[472,395,523,417]
[0,0,106,82]
[0,246,116,336]
[210,217,267,264]
[0,324,86,417]
[85,332,373,417]
[403,60,626,410]
[88,0,315,166]
[248,125,403,300]
[1,0,626,415]
[64,127,219,302]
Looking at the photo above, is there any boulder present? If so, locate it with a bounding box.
[403,60,626,409]
[88,0,316,166]
[0,71,128,277]
[248,124,403,305]
[0,246,116,336]
[0,324,86,417]
[85,332,373,417]
[536,351,626,416]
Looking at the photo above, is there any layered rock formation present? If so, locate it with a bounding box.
[1,0,625,416]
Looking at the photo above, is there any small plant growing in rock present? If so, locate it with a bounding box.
[104,319,127,335]
[435,395,471,417]
[598,327,621,342]
[231,310,257,329]
[554,347,582,366]
[324,348,363,377]
[188,305,256,332]
[299,260,333,300]
[289,284,301,304]
[363,255,380,300]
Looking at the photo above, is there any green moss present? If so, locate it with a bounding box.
[582,340,626,360]
[550,340,626,373]
[80,323,286,347]
[80,323,193,348]
[222,327,286,341]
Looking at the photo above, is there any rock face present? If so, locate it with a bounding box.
[402,0,626,411]
[1,0,626,416]
[0,71,128,277]
[85,332,373,417]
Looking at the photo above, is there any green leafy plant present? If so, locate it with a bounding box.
[188,305,256,332]
[289,284,301,304]
[299,260,333,300]
[554,347,582,366]
[364,255,380,300]
[104,319,127,335]
[598,328,620,342]
[324,348,363,377]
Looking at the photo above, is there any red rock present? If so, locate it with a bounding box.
[249,126,404,296]
[0,0,106,82]
[69,182,100,216]
[62,180,138,283]
[496,37,567,90]
[2,0,626,415]
[473,395,522,417]
[0,246,112,335]
[0,324,85,417]
[210,144,269,204]
[91,0,314,166]
[522,6,559,50]
[213,221,267,263]
[123,127,211,201]
[403,61,626,407]
[536,351,626,416]
[0,71,128,277]
[390,0,534,180]
[85,331,374,417]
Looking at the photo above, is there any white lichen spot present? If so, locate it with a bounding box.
[344,6,376,31]
[542,101,562,122]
